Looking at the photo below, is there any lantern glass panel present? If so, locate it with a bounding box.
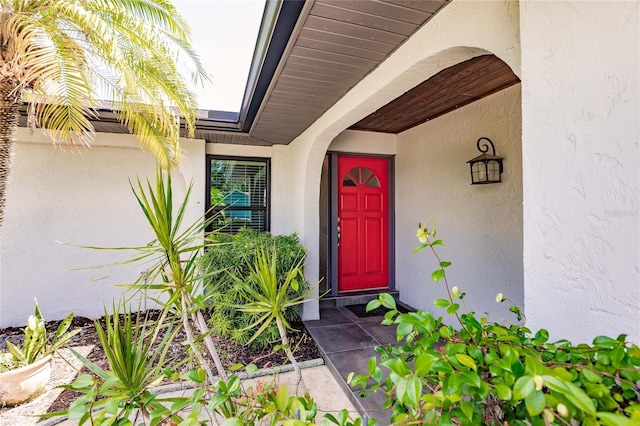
[471,161,487,183]
[487,160,501,182]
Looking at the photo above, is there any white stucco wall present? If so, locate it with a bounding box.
[0,130,205,326]
[521,1,640,343]
[329,130,396,155]
[396,84,523,322]
[285,0,521,320]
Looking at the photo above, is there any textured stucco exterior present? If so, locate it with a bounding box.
[520,1,640,343]
[1,0,638,346]
[395,84,523,322]
[0,130,205,326]
[328,131,397,156]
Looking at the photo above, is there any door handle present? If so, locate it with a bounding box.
[337,217,341,247]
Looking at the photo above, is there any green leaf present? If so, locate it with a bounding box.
[67,398,90,420]
[186,368,206,383]
[455,354,477,372]
[379,293,397,310]
[525,390,546,416]
[513,375,534,400]
[443,371,461,395]
[610,346,625,368]
[551,368,573,381]
[395,378,408,402]
[581,368,601,383]
[412,243,429,254]
[415,353,437,376]
[368,357,377,375]
[460,371,481,388]
[446,303,460,315]
[371,367,382,383]
[544,375,596,416]
[431,269,445,283]
[597,412,636,426]
[524,354,546,376]
[70,374,94,390]
[275,385,289,412]
[433,298,450,308]
[346,372,354,384]
[567,382,596,416]
[366,299,381,312]
[170,398,191,413]
[439,326,452,339]
[460,400,474,420]
[534,329,550,343]
[593,336,617,349]
[439,261,452,268]
[397,322,414,336]
[104,397,119,415]
[541,375,568,393]
[405,376,422,406]
[495,383,512,400]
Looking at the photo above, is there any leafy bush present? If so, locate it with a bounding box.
[200,229,309,348]
[350,220,640,425]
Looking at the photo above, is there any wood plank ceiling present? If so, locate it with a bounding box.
[349,54,521,134]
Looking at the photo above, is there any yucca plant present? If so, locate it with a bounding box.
[200,230,310,349]
[55,301,194,425]
[78,169,227,384]
[129,170,227,383]
[235,246,317,394]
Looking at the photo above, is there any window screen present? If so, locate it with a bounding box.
[207,156,270,233]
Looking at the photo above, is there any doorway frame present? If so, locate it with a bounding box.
[326,152,396,297]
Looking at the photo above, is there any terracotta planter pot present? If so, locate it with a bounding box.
[0,354,53,406]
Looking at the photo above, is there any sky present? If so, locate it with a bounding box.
[174,0,267,113]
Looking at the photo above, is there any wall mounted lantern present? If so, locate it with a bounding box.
[467,137,504,184]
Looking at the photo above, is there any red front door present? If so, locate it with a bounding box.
[338,156,389,292]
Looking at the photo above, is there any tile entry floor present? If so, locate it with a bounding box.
[304,307,401,425]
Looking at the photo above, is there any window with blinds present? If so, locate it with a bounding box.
[207,156,270,233]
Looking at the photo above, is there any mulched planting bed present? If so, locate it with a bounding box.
[0,310,322,418]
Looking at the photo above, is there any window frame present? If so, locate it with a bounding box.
[205,155,271,233]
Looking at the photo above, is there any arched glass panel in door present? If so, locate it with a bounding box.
[342,167,380,188]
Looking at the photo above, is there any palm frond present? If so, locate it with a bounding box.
[1,0,208,168]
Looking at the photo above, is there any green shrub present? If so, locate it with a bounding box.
[199,229,309,348]
[350,220,640,425]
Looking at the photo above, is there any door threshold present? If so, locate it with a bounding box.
[320,289,398,308]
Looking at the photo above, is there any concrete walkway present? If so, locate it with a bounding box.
[304,307,399,425]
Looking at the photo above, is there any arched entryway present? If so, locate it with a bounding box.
[316,54,521,310]
[289,0,522,321]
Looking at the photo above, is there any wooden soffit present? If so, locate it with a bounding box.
[349,54,520,134]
